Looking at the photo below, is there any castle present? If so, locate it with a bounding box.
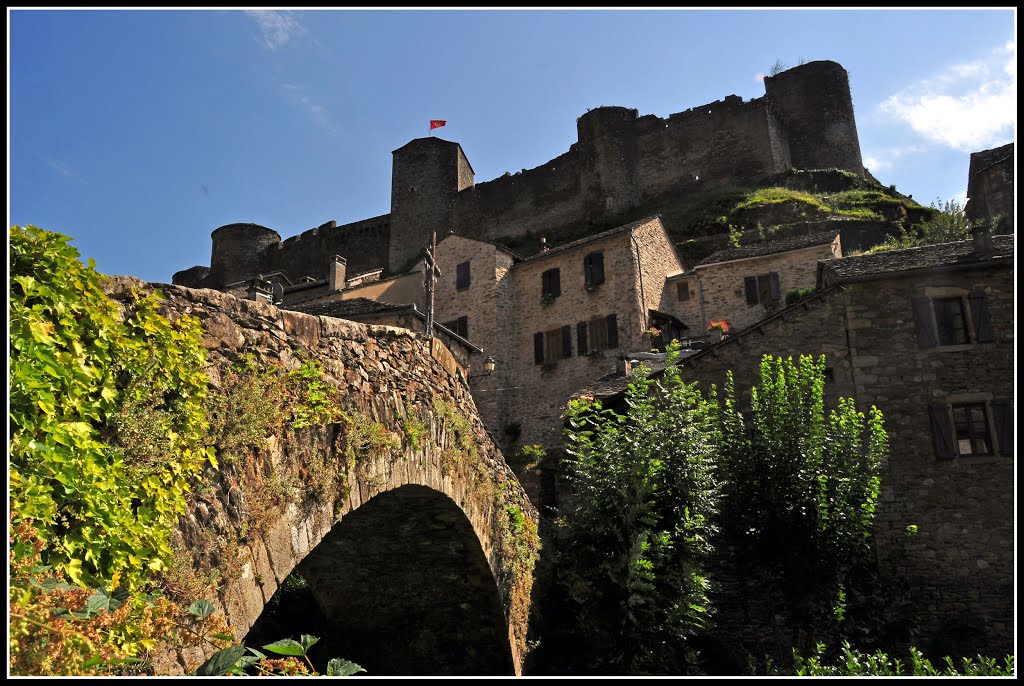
[173,60,863,292]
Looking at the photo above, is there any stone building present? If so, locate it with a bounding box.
[965,143,1014,233]
[694,230,841,333]
[424,216,692,452]
[586,232,1014,658]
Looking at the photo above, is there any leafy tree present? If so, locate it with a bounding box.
[557,344,722,674]
[867,197,970,253]
[718,355,888,655]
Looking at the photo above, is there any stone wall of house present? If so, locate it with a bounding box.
[343,269,425,309]
[101,277,537,675]
[840,268,1014,657]
[629,217,692,330]
[506,228,648,452]
[965,143,1014,232]
[658,274,704,336]
[671,261,1014,658]
[696,241,836,333]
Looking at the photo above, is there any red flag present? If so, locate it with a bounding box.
[430,120,446,130]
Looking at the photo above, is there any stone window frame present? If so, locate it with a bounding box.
[912,286,995,352]
[455,261,471,291]
[441,315,468,339]
[927,392,1013,462]
[677,280,691,302]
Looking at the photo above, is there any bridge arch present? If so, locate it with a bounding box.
[101,278,538,676]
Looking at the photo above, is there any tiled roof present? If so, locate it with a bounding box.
[820,235,1014,282]
[288,297,412,318]
[697,230,838,266]
[518,215,662,263]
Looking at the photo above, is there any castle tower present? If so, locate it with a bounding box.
[389,138,475,274]
[208,223,281,288]
[764,60,864,174]
[576,106,640,222]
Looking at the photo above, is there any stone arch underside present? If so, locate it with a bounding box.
[99,278,538,676]
[249,485,514,675]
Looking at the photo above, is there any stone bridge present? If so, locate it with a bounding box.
[102,278,538,676]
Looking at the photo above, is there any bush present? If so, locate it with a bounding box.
[792,642,1014,676]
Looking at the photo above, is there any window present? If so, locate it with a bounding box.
[583,252,605,289]
[456,261,470,291]
[744,272,781,305]
[542,268,561,300]
[928,399,1012,460]
[534,325,572,365]
[952,403,992,456]
[441,316,468,339]
[576,314,618,355]
[677,281,691,302]
[912,289,994,349]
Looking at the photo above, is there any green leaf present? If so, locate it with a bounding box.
[299,634,321,652]
[326,658,366,676]
[189,599,216,619]
[193,644,247,676]
[261,638,306,656]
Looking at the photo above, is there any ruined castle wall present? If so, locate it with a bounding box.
[764,60,864,173]
[266,215,390,285]
[452,149,583,244]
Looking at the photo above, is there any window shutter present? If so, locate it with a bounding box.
[968,289,995,343]
[456,261,470,290]
[593,252,605,285]
[534,332,544,365]
[577,321,588,356]
[769,272,781,301]
[561,324,572,358]
[606,313,619,348]
[551,269,561,297]
[928,403,956,460]
[744,276,758,304]
[912,296,938,349]
[541,271,549,298]
[457,316,468,339]
[991,399,1013,457]
[583,254,593,286]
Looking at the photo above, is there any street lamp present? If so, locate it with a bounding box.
[469,356,496,380]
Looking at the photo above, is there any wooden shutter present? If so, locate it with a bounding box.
[744,276,758,304]
[456,261,470,290]
[551,268,561,297]
[457,316,468,339]
[592,252,605,285]
[583,254,593,287]
[968,289,995,343]
[577,321,588,356]
[769,272,781,301]
[534,332,544,365]
[606,313,619,348]
[541,271,550,298]
[561,324,572,358]
[991,399,1013,457]
[912,296,938,349]
[928,403,956,460]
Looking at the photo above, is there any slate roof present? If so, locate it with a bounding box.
[697,230,838,266]
[518,215,662,263]
[289,297,412,319]
[819,235,1014,284]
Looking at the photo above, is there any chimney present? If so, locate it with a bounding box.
[971,223,994,258]
[616,356,632,377]
[246,279,272,303]
[329,255,348,291]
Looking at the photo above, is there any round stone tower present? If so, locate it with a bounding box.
[209,223,281,288]
[764,60,864,175]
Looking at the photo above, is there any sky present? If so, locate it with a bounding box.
[8,8,1017,283]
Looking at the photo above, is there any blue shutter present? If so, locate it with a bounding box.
[968,289,994,343]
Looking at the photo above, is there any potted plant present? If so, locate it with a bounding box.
[707,319,729,342]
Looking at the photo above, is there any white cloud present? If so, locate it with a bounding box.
[47,159,87,184]
[880,41,1016,152]
[278,82,337,136]
[861,144,926,174]
[245,10,304,50]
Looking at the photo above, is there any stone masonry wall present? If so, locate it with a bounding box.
[101,277,537,675]
[696,241,837,333]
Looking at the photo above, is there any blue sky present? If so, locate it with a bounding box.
[8,8,1017,283]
